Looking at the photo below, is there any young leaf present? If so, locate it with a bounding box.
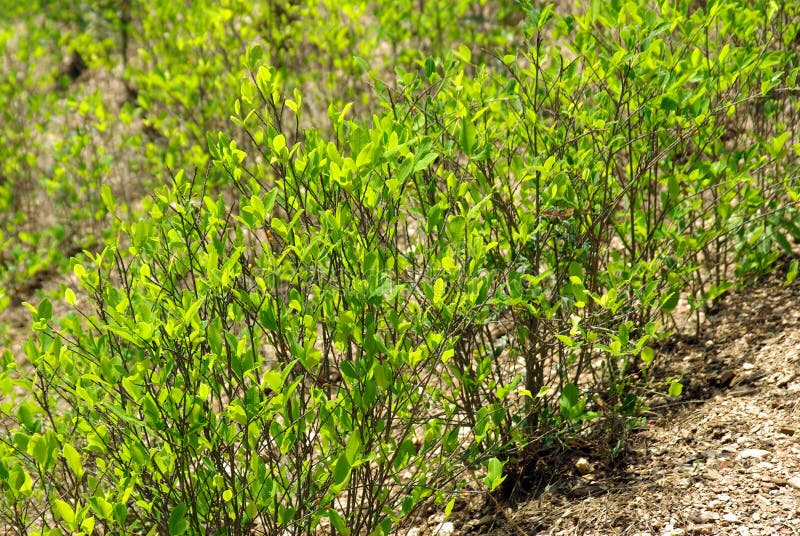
[246,45,263,69]
[62,443,84,479]
[328,510,351,536]
[168,503,188,535]
[444,497,456,517]
[333,453,351,487]
[661,290,679,313]
[37,299,53,322]
[53,499,77,529]
[273,134,287,154]
[100,183,116,213]
[454,44,472,63]
[560,383,579,411]
[786,260,799,285]
[640,346,655,366]
[483,457,506,491]
[65,287,76,306]
[458,118,477,155]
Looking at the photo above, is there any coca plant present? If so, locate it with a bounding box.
[2,0,800,534]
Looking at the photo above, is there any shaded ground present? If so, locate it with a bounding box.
[410,267,800,536]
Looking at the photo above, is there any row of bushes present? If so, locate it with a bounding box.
[1,0,800,534]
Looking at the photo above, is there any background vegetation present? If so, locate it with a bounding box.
[1,0,800,534]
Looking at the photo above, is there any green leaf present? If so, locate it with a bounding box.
[11,466,32,495]
[774,231,793,255]
[786,260,798,285]
[560,383,579,410]
[271,218,288,240]
[328,510,351,536]
[640,346,654,366]
[454,44,472,63]
[207,317,223,355]
[441,347,455,363]
[89,496,113,519]
[333,453,351,487]
[113,503,128,525]
[37,299,52,322]
[345,433,362,464]
[660,96,678,111]
[207,132,220,160]
[444,497,456,517]
[182,297,204,325]
[483,457,506,491]
[28,433,53,467]
[667,175,680,204]
[122,375,142,402]
[138,321,155,342]
[413,151,438,173]
[668,380,683,397]
[64,287,76,306]
[168,503,188,535]
[771,131,791,156]
[433,278,446,307]
[100,183,116,213]
[278,505,296,524]
[53,498,76,529]
[62,443,84,479]
[555,334,575,348]
[255,65,273,99]
[458,118,477,155]
[246,45,264,70]
[273,134,287,154]
[262,370,282,393]
[17,403,38,432]
[339,361,358,380]
[661,290,679,313]
[424,56,436,79]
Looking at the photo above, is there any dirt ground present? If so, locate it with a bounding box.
[408,267,800,536]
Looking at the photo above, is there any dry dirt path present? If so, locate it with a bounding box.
[419,271,800,536]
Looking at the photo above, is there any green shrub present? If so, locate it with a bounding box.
[2,0,800,534]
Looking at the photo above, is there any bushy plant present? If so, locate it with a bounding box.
[2,0,800,534]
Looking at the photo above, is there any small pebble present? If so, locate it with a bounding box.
[697,511,719,522]
[738,449,770,459]
[433,522,455,535]
[575,457,594,475]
